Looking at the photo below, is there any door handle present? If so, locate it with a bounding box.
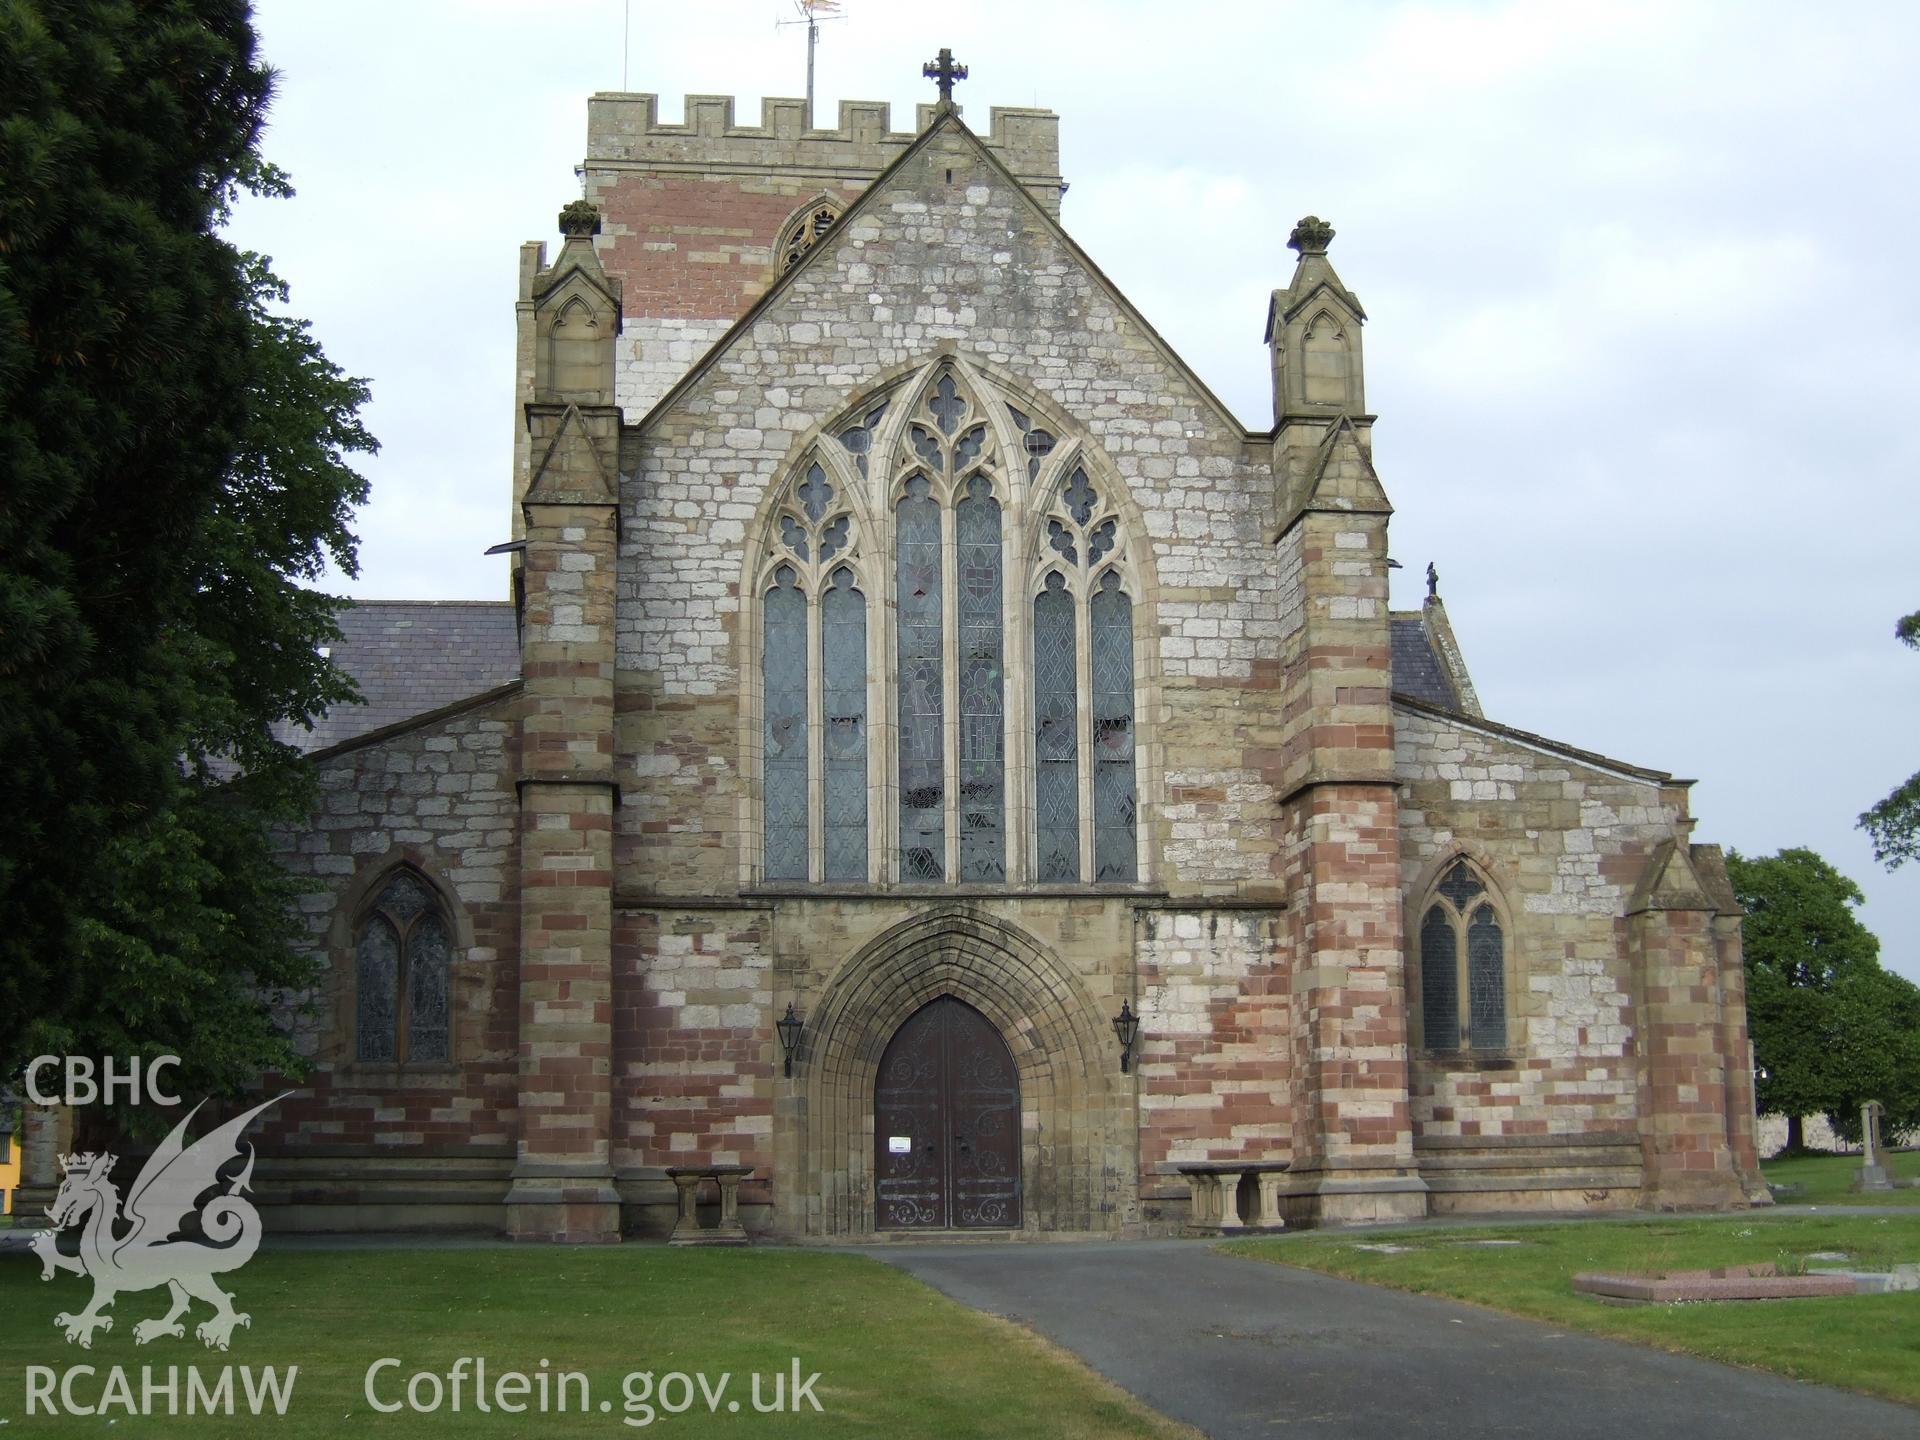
[955,1135,971,1153]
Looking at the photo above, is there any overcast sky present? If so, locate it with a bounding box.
[232,0,1920,981]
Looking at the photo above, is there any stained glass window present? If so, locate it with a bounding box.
[356,916,399,1062]
[1034,572,1079,882]
[910,425,943,472]
[1438,860,1484,911]
[779,201,842,273]
[1467,904,1507,1049]
[1420,861,1508,1053]
[897,475,945,880]
[928,372,965,433]
[356,869,454,1064]
[407,911,451,1061]
[823,567,868,882]
[1420,905,1459,1051]
[1063,467,1097,525]
[957,474,1005,880]
[797,463,832,523]
[1091,573,1137,882]
[836,401,888,476]
[1006,405,1056,481]
[763,565,808,881]
[768,379,1147,893]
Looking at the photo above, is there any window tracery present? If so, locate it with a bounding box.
[354,868,452,1063]
[757,364,1142,887]
[777,199,843,274]
[763,458,871,883]
[1417,858,1509,1051]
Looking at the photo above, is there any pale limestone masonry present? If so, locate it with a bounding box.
[12,84,1769,1239]
[615,317,732,421]
[1395,700,1674,1144]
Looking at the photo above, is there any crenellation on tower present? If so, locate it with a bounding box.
[585,93,1061,192]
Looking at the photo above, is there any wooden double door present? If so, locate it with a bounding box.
[874,996,1022,1230]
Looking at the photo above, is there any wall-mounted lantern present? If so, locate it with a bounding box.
[776,1002,805,1078]
[1113,1000,1141,1073]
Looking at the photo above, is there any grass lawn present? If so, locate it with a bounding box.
[1761,1147,1920,1205]
[1223,1213,1920,1407]
[0,1246,1195,1437]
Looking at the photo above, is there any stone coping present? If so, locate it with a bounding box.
[1573,1264,1857,1304]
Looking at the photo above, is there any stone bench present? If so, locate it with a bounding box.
[1176,1161,1290,1233]
[665,1165,755,1246]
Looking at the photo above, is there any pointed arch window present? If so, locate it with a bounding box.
[1032,463,1137,883]
[355,869,451,1063]
[1417,859,1508,1051]
[887,369,1016,883]
[762,459,870,883]
[756,365,1143,888]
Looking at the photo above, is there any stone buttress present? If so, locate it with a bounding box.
[1628,824,1766,1209]
[506,201,625,1241]
[1262,219,1425,1225]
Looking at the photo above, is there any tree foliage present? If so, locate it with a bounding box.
[1859,609,1920,870]
[1728,848,1920,1146]
[0,1,371,1104]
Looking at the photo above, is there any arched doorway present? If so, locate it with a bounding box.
[874,996,1022,1230]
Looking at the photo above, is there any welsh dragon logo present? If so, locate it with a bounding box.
[35,1095,286,1350]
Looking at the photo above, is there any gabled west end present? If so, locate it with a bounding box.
[490,82,1765,1238]
[8,75,1764,1240]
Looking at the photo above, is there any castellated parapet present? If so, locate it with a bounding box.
[585,93,1063,204]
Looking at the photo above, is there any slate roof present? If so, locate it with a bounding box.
[280,601,520,755]
[1389,615,1459,710]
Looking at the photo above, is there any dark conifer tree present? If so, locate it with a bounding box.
[0,1,372,1100]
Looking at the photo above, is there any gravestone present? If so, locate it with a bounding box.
[1854,1099,1893,1192]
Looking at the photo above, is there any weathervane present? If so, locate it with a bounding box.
[923,47,967,104]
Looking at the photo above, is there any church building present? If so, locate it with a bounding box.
[25,60,1768,1240]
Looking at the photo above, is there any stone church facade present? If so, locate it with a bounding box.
[24,75,1768,1240]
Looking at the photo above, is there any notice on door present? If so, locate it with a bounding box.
[888,1136,912,1155]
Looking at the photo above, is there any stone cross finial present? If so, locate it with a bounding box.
[1289,215,1335,256]
[558,200,601,238]
[923,47,968,103]
[1425,562,1439,601]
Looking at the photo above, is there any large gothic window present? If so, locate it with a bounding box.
[762,460,870,883]
[355,869,451,1063]
[1417,859,1509,1052]
[1032,463,1137,882]
[756,364,1142,886]
[893,374,1012,882]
